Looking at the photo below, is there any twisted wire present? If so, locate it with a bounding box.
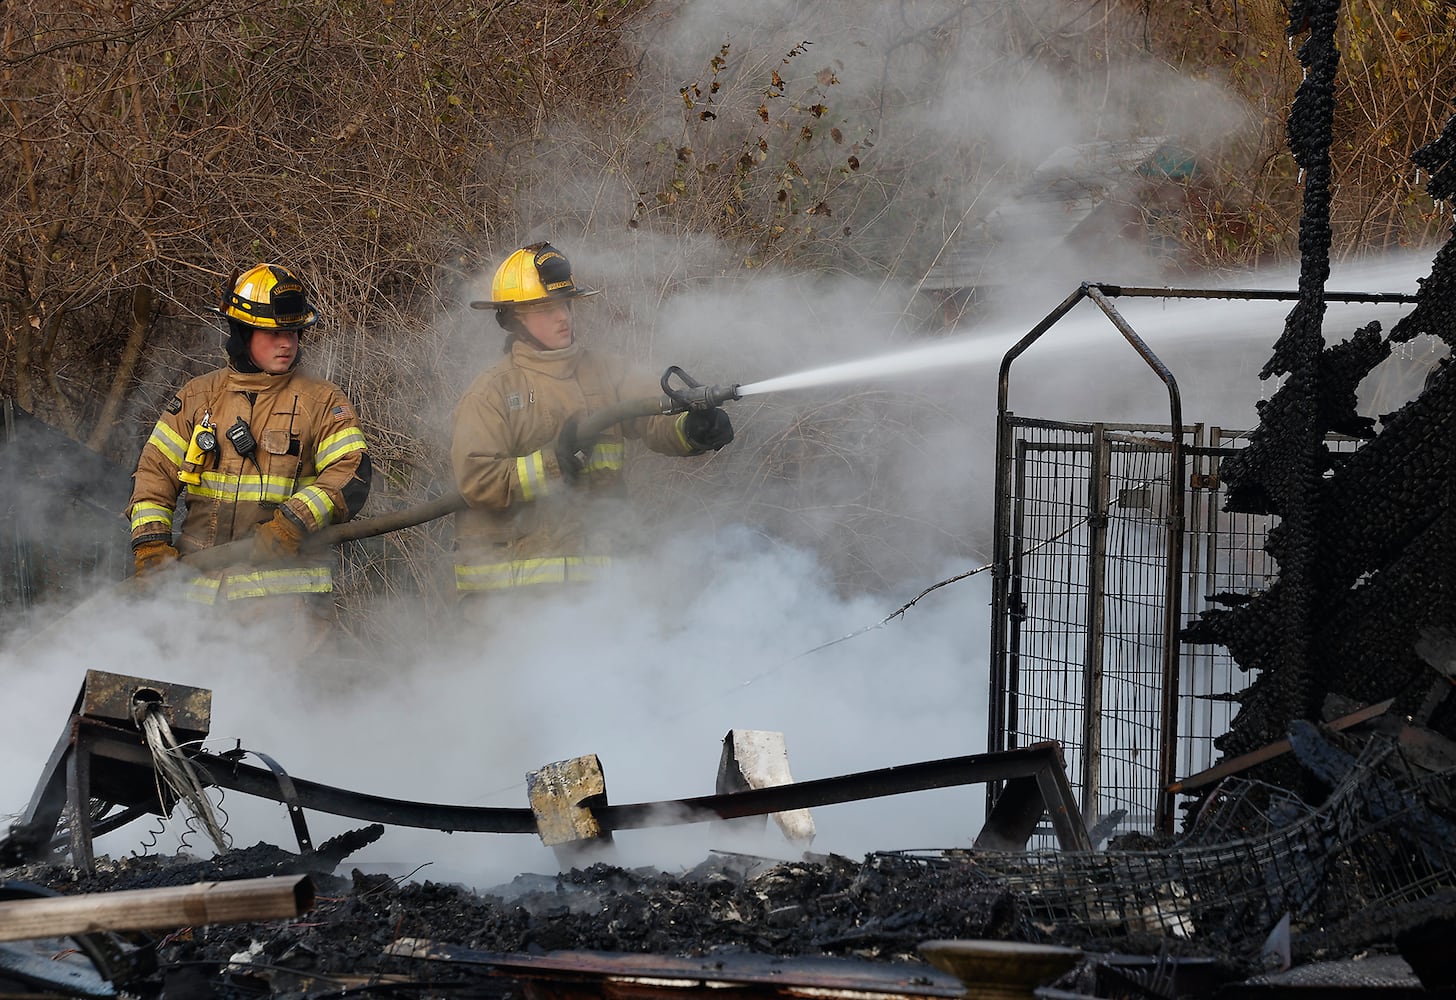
[134,703,230,854]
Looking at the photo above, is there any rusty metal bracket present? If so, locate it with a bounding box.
[975,743,1091,851]
[8,671,213,870]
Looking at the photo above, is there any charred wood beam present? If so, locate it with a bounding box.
[1168,698,1393,794]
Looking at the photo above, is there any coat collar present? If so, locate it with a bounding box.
[511,338,582,378]
[226,364,296,392]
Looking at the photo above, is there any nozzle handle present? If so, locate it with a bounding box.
[659,365,741,413]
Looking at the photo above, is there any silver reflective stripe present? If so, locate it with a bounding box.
[130,501,174,533]
[517,450,549,501]
[587,442,624,472]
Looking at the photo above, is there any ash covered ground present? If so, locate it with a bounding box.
[7,841,1060,998]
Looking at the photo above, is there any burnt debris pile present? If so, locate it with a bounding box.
[976,723,1456,964]
[18,730,1456,999]
[9,3,1456,999]
[5,849,1035,997]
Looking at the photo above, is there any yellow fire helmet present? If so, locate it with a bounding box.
[216,263,319,330]
[470,243,600,310]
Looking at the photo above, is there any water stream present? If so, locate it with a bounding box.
[737,334,1021,397]
[734,252,1439,420]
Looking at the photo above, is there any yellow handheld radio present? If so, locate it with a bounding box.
[179,411,218,486]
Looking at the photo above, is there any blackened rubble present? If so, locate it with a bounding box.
[6,847,1045,996]
[9,725,1452,999]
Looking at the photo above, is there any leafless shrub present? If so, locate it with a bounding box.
[4,0,1449,627]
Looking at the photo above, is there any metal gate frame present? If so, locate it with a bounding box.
[986,283,1418,837]
[992,418,1189,836]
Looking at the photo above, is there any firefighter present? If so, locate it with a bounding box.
[450,242,733,613]
[126,264,372,636]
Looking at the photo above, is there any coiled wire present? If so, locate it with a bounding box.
[133,701,230,853]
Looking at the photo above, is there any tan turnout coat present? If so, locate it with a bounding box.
[450,340,698,592]
[127,365,370,603]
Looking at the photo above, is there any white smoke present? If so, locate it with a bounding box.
[1,0,1446,891]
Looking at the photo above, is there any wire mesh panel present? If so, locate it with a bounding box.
[1175,429,1363,792]
[992,419,1370,840]
[1098,432,1180,829]
[991,416,1182,835]
[1176,432,1271,787]
[955,739,1456,955]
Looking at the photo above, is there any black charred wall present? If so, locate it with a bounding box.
[1182,0,1456,790]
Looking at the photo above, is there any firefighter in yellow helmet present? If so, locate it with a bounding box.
[450,242,733,612]
[125,264,371,635]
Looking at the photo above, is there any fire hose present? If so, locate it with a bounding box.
[184,365,741,571]
[9,368,740,651]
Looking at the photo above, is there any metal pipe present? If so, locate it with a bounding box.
[1082,286,1186,835]
[76,733,1076,839]
[1089,284,1418,305]
[1081,424,1110,821]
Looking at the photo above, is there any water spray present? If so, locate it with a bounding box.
[736,336,1018,397]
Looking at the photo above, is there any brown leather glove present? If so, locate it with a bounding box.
[252,509,308,562]
[133,539,180,577]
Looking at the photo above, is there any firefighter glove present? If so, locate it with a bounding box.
[133,539,180,577]
[554,417,593,483]
[684,407,735,452]
[252,509,308,561]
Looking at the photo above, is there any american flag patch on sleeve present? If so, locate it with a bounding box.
[333,404,348,416]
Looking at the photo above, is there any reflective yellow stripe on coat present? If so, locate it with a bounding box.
[316,427,367,470]
[129,501,174,534]
[181,567,333,604]
[293,484,336,526]
[146,421,189,467]
[187,470,300,504]
[587,442,623,473]
[516,450,550,501]
[454,556,611,592]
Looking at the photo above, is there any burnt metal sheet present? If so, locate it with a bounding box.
[76,669,211,741]
[0,942,115,999]
[387,940,966,1000]
[1228,954,1423,993]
